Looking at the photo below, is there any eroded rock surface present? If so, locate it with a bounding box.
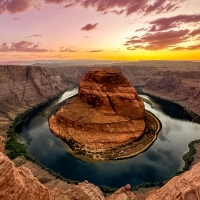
[0,151,50,200]
[144,70,200,116]
[0,65,69,138]
[49,68,148,159]
[146,162,200,200]
[107,184,137,200]
[78,68,145,119]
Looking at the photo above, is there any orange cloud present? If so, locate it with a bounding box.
[190,28,200,37]
[171,43,200,51]
[86,50,103,52]
[125,30,190,50]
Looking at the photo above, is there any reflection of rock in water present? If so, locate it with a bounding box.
[49,68,160,160]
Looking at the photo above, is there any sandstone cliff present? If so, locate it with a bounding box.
[0,150,50,200]
[146,162,200,200]
[0,65,69,137]
[78,68,145,119]
[144,70,200,115]
[49,68,150,160]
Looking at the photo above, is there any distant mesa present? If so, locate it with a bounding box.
[49,68,161,160]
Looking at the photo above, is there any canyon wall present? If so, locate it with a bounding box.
[0,65,69,137]
[143,70,200,115]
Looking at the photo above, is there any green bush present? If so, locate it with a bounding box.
[5,134,27,159]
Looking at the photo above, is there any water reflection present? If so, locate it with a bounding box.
[19,90,200,188]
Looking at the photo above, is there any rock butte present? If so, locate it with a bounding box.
[49,68,161,160]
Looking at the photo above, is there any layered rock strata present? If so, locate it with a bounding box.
[0,65,69,138]
[144,70,200,116]
[146,162,200,200]
[0,143,50,200]
[49,68,160,160]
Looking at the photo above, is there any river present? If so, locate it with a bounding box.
[19,88,200,188]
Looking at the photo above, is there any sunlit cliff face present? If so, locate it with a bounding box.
[0,0,200,62]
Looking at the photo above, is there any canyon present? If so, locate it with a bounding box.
[1,61,200,199]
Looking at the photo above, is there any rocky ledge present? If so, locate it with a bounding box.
[49,68,161,160]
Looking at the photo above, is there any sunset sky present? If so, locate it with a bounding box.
[0,0,200,61]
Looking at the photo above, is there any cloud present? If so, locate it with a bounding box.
[111,9,124,15]
[190,28,200,37]
[0,0,185,16]
[135,28,147,32]
[42,0,184,16]
[61,2,77,9]
[0,0,33,14]
[80,0,184,16]
[33,3,41,10]
[145,0,165,14]
[145,1,180,15]
[125,29,190,50]
[86,50,103,52]
[13,17,20,20]
[0,41,48,52]
[44,0,66,3]
[26,34,42,38]
[171,43,200,51]
[149,14,200,32]
[60,48,77,52]
[80,23,98,31]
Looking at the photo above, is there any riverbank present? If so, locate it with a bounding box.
[137,86,200,177]
[100,110,162,160]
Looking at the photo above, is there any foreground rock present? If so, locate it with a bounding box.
[0,151,50,200]
[49,68,160,160]
[108,184,137,200]
[146,162,200,200]
[0,136,136,200]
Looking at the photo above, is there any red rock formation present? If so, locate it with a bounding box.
[49,68,146,159]
[144,70,200,116]
[0,65,67,107]
[78,68,145,119]
[146,162,200,200]
[107,184,137,200]
[50,180,105,200]
[0,137,5,153]
[0,151,50,200]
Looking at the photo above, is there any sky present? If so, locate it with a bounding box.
[0,0,200,61]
